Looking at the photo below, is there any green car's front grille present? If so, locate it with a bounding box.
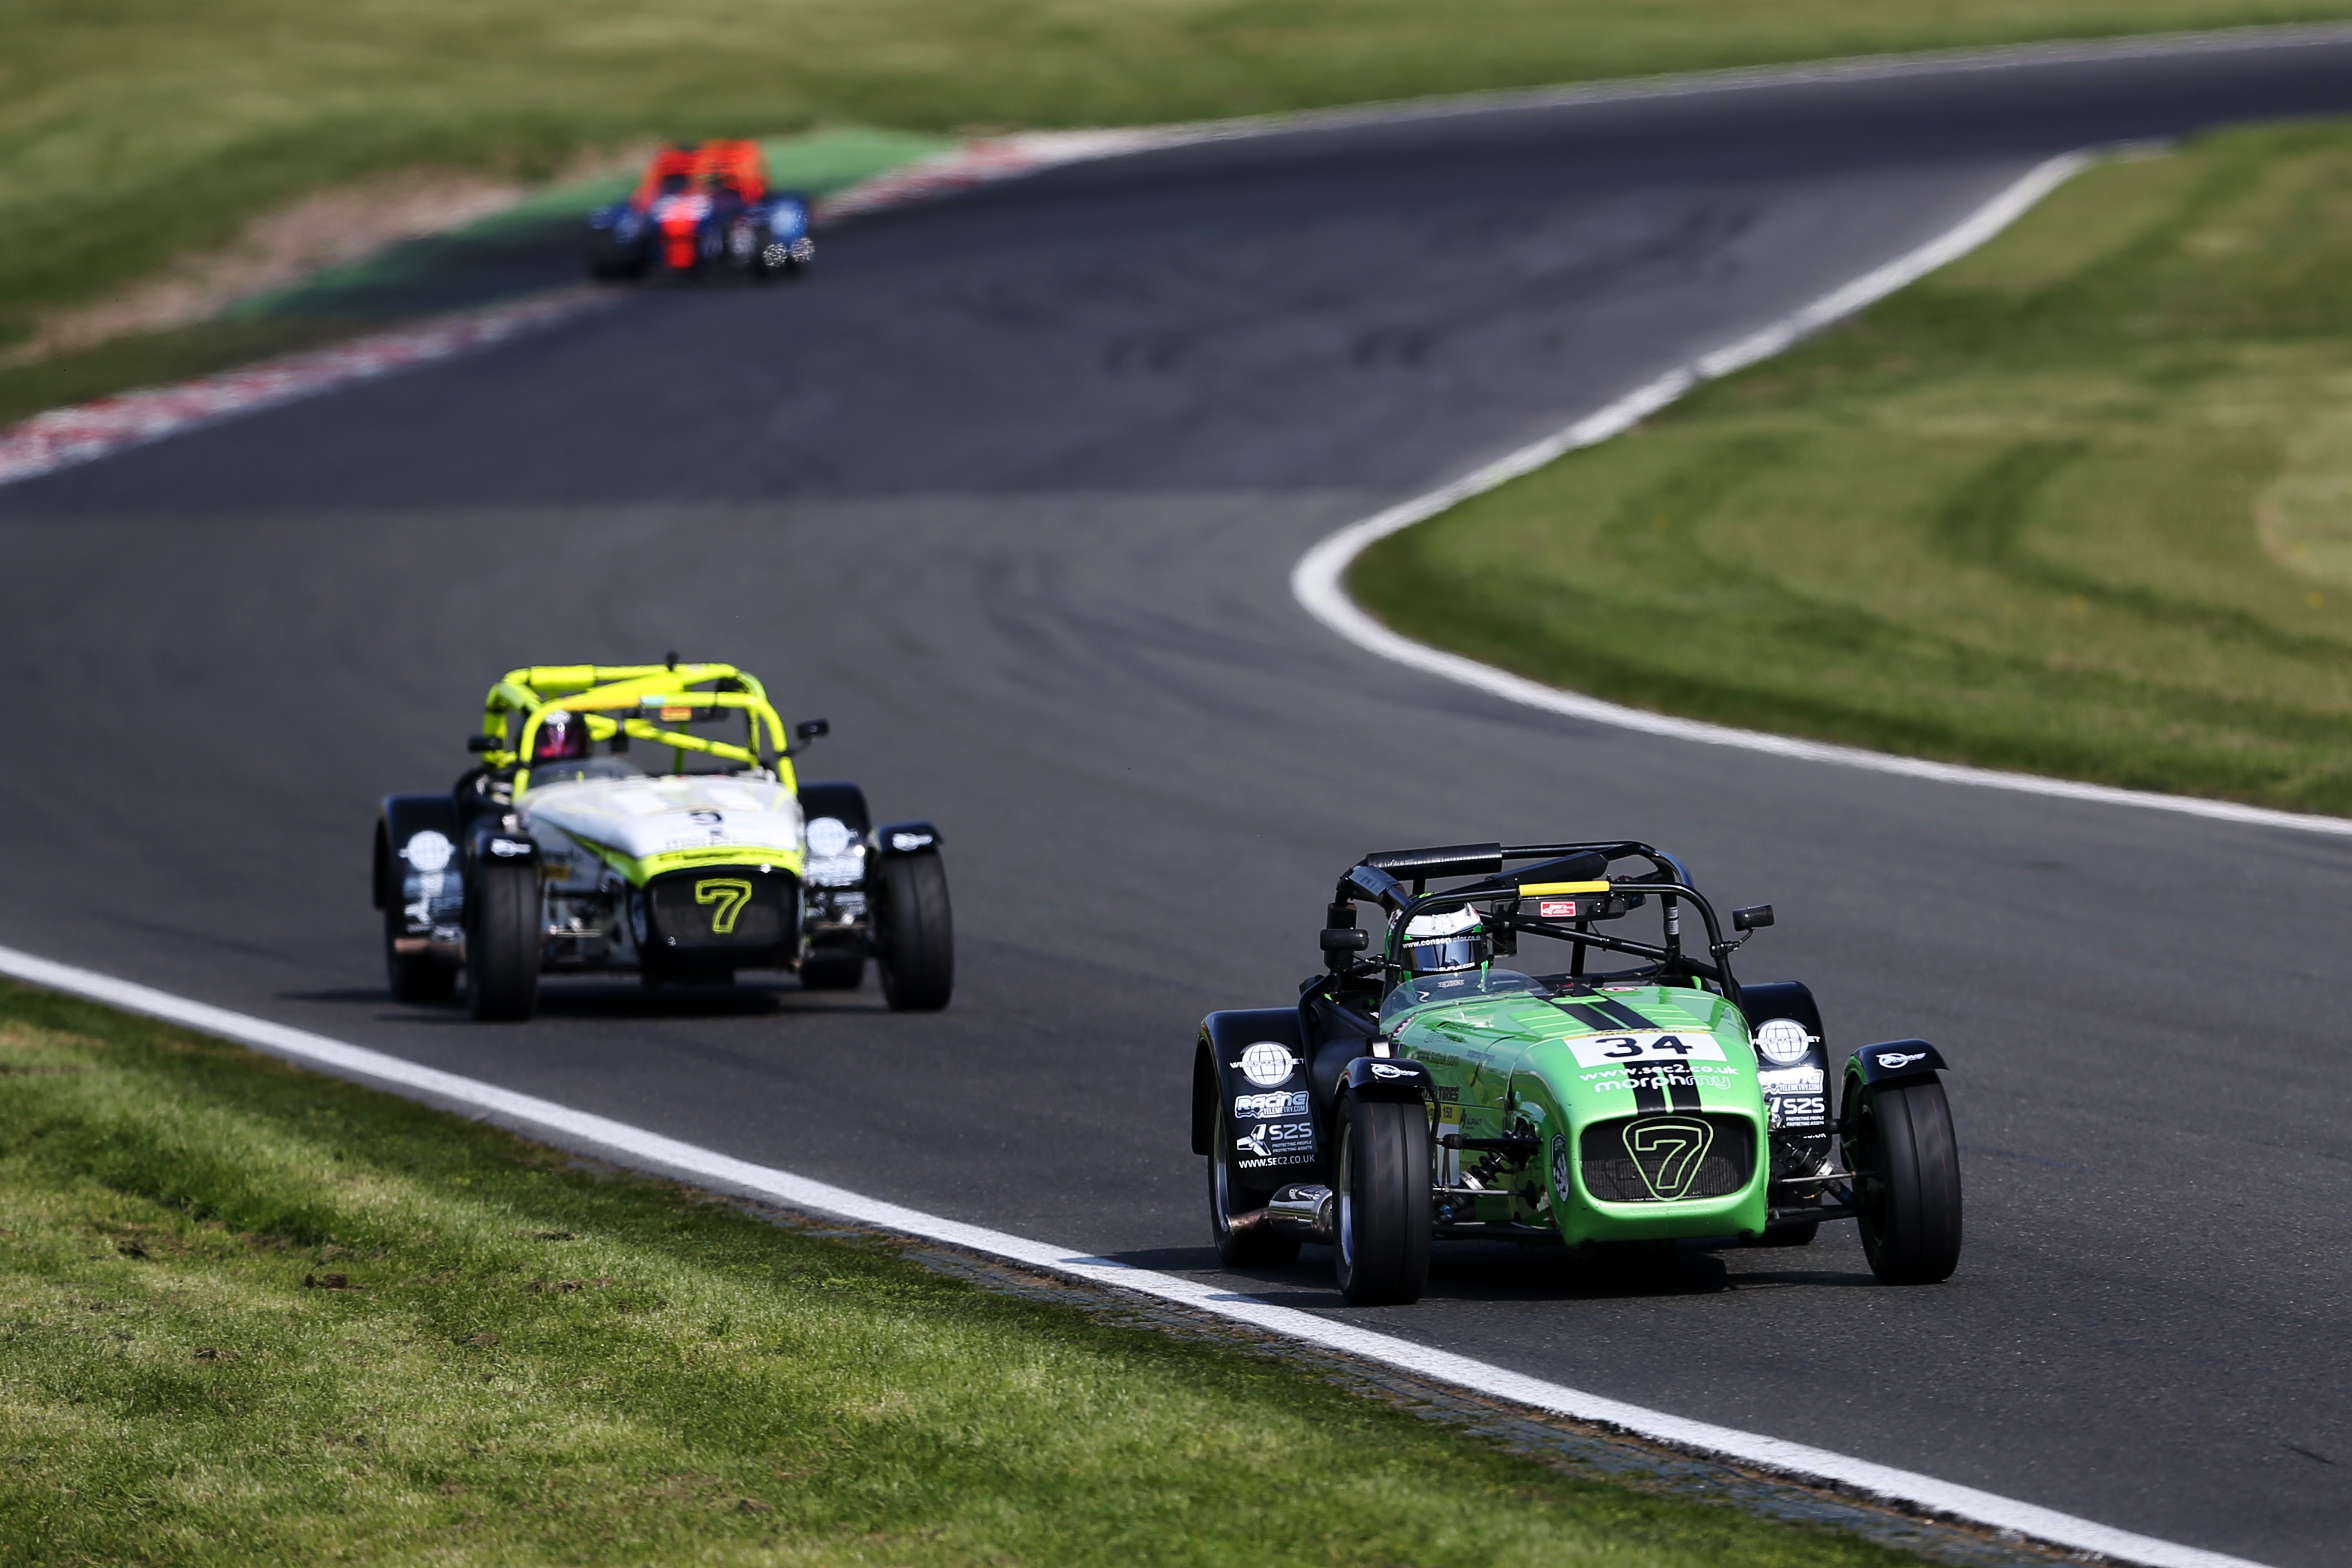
[1578,1114,1754,1203]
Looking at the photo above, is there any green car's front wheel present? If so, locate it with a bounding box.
[1844,1076,1962,1284]
[1333,1094,1431,1306]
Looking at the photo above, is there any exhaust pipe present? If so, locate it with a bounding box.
[1229,1184,1335,1244]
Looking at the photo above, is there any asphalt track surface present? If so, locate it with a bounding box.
[6,34,2352,1567]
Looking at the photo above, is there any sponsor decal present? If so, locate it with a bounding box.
[1758,1066,1826,1094]
[402,830,454,872]
[1235,1118,1316,1169]
[1770,1096,1828,1129]
[1234,1090,1308,1120]
[1539,898,1579,918]
[805,817,856,857]
[1438,1102,1463,1124]
[890,830,936,852]
[1754,1017,1817,1065]
[694,878,755,934]
[1565,1032,1728,1068]
[1875,1050,1929,1071]
[1235,1042,1297,1088]
[660,706,694,722]
[1367,1061,1418,1080]
[1551,1133,1570,1195]
[1622,1116,1715,1200]
[488,837,532,858]
[688,810,723,828]
[1435,1085,1460,1103]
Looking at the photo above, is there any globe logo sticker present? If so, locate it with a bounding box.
[1238,1042,1297,1088]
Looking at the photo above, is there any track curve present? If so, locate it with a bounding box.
[6,34,2352,1565]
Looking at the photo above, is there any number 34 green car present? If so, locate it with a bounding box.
[1191,841,1959,1305]
[370,662,953,1020]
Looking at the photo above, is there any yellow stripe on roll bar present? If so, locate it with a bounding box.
[1518,880,1613,896]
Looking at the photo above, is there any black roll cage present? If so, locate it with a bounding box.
[1328,841,1749,1008]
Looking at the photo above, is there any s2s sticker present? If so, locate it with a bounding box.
[1565,1032,1727,1068]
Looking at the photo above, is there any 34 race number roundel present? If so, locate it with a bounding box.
[1753,1017,1815,1065]
[1237,1042,1298,1088]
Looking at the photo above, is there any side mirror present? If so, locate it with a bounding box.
[795,719,829,745]
[1732,905,1775,932]
[1320,927,1369,956]
[466,734,497,753]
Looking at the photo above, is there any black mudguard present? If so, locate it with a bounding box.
[375,793,461,911]
[874,820,941,856]
[1846,1039,1949,1089]
[1192,1010,1314,1182]
[799,781,872,838]
[1741,979,1830,1133]
[1341,1056,1433,1104]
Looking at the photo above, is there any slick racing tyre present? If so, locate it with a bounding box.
[1844,1077,1962,1284]
[466,859,542,1022]
[1208,1117,1302,1269]
[876,851,953,1012]
[799,952,864,991]
[1333,1094,1431,1306]
[384,906,456,1004]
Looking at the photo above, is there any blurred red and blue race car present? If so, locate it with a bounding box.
[587,141,814,281]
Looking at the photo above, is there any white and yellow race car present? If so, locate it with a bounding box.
[371,662,950,1020]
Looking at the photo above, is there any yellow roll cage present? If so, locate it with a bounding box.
[474,663,800,798]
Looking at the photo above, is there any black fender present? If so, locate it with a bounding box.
[1342,1056,1433,1104]
[375,794,461,911]
[1741,980,1831,1133]
[1846,1040,1948,1088]
[799,781,872,838]
[874,820,941,856]
[467,824,540,876]
[1192,1009,1307,1164]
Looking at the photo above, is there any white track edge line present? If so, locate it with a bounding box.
[1291,152,2352,841]
[0,939,2270,1568]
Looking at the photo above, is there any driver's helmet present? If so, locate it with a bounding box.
[531,710,590,763]
[1402,907,1490,975]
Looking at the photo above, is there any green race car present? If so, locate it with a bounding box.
[371,662,952,1020]
[1192,841,1959,1304]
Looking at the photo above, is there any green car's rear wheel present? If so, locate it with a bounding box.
[1844,1076,1962,1284]
[876,851,953,1012]
[1208,1117,1302,1269]
[466,859,542,1022]
[1333,1094,1431,1306]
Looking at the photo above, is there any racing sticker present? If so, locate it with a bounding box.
[1235,1118,1316,1170]
[1234,1042,1298,1088]
[1565,1032,1727,1068]
[1550,1133,1570,1196]
[1234,1090,1308,1120]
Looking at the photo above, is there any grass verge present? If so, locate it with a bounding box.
[1352,121,2352,815]
[10,2,2352,352]
[0,979,1932,1567]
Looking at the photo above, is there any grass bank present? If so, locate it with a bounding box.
[9,1,2352,354]
[0,980,1929,1567]
[1353,122,2352,815]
